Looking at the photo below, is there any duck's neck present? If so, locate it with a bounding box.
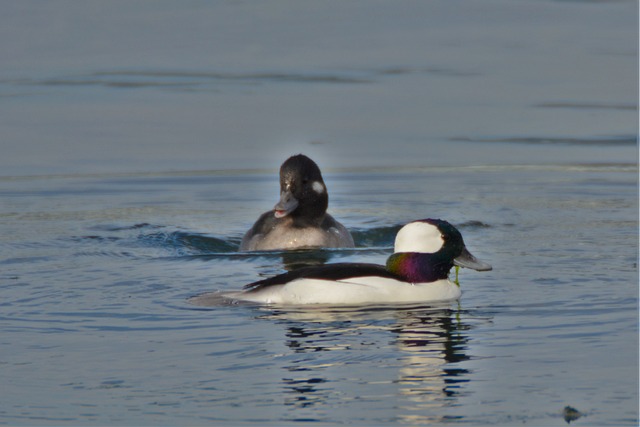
[290,211,326,227]
[386,252,453,283]
[289,197,328,228]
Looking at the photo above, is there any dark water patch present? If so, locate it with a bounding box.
[13,65,484,94]
[0,256,52,265]
[535,102,636,111]
[140,231,240,255]
[553,0,635,4]
[532,277,572,286]
[91,223,162,232]
[75,235,122,244]
[450,135,636,146]
[33,77,193,89]
[98,379,130,390]
[74,250,139,259]
[351,225,401,247]
[15,70,373,92]
[374,66,481,78]
[456,220,492,229]
[95,70,372,84]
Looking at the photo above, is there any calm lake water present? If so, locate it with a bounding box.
[1,0,638,426]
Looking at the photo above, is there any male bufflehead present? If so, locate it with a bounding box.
[228,219,491,305]
[239,154,355,251]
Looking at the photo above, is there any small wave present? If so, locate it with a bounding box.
[72,223,492,264]
[141,231,240,255]
[94,70,372,84]
[142,224,486,259]
[534,102,636,111]
[351,225,401,247]
[14,70,373,92]
[92,223,163,232]
[74,234,124,244]
[188,291,249,308]
[450,135,636,146]
[456,220,492,229]
[12,65,483,94]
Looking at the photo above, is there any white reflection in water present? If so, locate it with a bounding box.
[392,310,470,424]
[257,305,475,423]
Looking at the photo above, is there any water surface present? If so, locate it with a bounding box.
[2,164,637,425]
[0,0,638,425]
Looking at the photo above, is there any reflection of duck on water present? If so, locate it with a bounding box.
[391,309,472,424]
[261,306,475,419]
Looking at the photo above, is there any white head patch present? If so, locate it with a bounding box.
[394,221,444,254]
[312,181,325,194]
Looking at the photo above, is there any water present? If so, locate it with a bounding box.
[2,165,637,425]
[1,1,638,425]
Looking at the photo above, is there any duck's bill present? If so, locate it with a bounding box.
[274,191,299,218]
[454,247,492,271]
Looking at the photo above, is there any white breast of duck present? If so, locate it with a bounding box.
[244,215,352,251]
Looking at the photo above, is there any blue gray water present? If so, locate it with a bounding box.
[1,1,638,426]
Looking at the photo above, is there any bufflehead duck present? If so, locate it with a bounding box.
[239,154,355,251]
[227,219,491,305]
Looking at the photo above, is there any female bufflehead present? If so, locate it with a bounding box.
[239,154,355,251]
[228,219,491,305]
